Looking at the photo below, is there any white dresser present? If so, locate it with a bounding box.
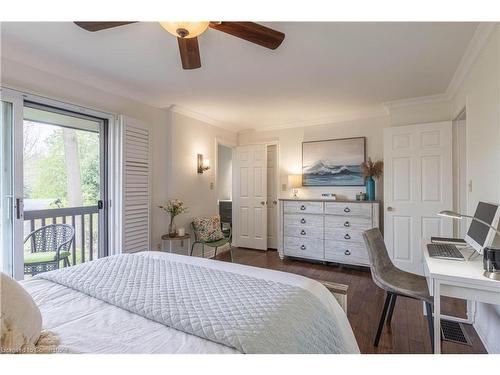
[279,199,380,267]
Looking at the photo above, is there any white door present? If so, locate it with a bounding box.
[234,144,268,250]
[267,145,278,249]
[384,122,453,275]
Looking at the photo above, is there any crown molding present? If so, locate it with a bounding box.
[167,104,237,132]
[383,93,450,111]
[383,23,498,112]
[250,108,389,133]
[446,22,497,99]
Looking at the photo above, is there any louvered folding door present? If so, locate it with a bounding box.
[122,117,150,253]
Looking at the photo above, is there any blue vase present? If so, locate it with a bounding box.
[366,176,375,201]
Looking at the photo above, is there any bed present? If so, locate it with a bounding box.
[21,251,359,354]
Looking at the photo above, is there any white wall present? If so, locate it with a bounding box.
[450,26,500,354]
[159,111,237,255]
[217,144,232,201]
[238,116,389,201]
[387,25,500,353]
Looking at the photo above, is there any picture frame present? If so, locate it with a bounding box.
[302,136,366,186]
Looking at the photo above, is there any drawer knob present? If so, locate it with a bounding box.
[344,207,351,213]
[300,205,306,211]
[344,234,351,240]
[300,218,306,224]
[300,230,306,235]
[300,245,306,250]
[344,250,351,256]
[344,221,350,227]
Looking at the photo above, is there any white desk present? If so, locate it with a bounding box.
[423,240,500,353]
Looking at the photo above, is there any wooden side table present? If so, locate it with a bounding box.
[161,234,191,256]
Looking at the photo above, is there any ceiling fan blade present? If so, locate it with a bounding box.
[74,22,137,32]
[177,37,201,70]
[209,22,284,50]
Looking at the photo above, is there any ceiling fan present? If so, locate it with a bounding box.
[74,22,285,70]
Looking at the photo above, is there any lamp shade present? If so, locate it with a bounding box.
[288,174,302,189]
[438,210,463,219]
[159,22,209,38]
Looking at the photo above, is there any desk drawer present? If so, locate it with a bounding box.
[284,237,324,259]
[325,215,372,230]
[325,202,372,217]
[284,213,323,227]
[284,201,323,214]
[284,225,323,239]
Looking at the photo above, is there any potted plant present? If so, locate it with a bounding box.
[360,158,383,201]
[159,199,189,237]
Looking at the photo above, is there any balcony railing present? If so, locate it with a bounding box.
[24,206,100,267]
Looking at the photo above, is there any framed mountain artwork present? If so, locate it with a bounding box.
[302,137,366,186]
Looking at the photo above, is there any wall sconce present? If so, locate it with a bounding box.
[197,154,210,174]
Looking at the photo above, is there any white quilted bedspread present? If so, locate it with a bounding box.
[37,254,349,353]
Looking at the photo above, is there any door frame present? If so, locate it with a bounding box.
[0,86,118,277]
[232,141,280,250]
[214,137,237,215]
[0,87,24,279]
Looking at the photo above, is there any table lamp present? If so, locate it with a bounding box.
[288,174,302,199]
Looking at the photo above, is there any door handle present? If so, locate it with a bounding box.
[387,206,394,212]
[272,200,277,205]
[15,198,23,220]
[98,200,104,209]
[260,201,266,205]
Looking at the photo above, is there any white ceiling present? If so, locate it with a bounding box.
[1,22,478,131]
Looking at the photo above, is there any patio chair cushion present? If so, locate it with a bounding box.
[0,272,42,353]
[24,251,71,265]
[193,216,224,242]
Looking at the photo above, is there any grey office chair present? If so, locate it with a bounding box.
[363,228,435,353]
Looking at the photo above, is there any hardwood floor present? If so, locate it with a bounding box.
[217,247,487,354]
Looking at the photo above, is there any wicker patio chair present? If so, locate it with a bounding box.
[24,224,75,276]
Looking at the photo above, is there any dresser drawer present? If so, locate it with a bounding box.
[284,237,324,259]
[325,202,372,217]
[325,241,369,264]
[284,213,323,227]
[284,225,323,239]
[324,228,364,242]
[284,201,323,214]
[325,215,372,230]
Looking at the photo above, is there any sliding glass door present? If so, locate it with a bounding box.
[1,88,110,279]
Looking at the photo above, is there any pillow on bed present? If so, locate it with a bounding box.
[1,272,42,353]
[193,216,225,242]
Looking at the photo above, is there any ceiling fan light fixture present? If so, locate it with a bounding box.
[160,22,209,38]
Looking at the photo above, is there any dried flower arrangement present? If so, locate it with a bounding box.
[158,199,189,219]
[361,158,383,179]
